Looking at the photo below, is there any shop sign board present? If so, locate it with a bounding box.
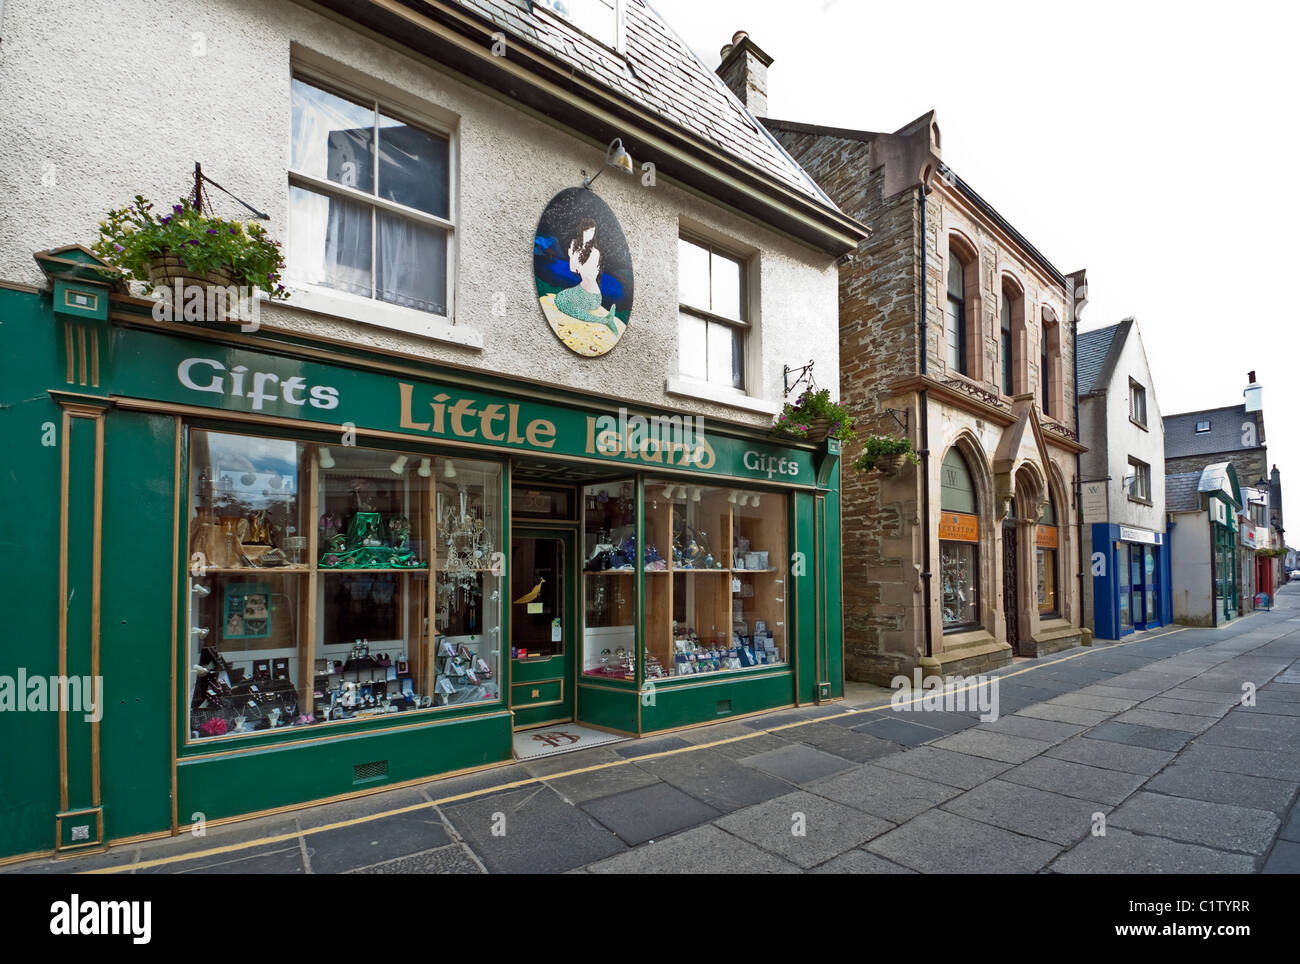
[111,328,816,485]
[1119,526,1158,545]
[938,511,979,542]
[1081,481,1107,523]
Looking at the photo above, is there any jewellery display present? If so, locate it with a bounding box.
[638,481,788,679]
[188,433,505,742]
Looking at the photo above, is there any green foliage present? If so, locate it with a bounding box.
[774,388,854,442]
[91,195,288,298]
[853,434,919,473]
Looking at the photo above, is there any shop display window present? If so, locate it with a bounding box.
[939,448,980,630]
[431,458,503,708]
[1036,548,1057,614]
[581,480,637,679]
[940,542,979,628]
[1036,497,1058,615]
[642,480,787,678]
[186,431,501,742]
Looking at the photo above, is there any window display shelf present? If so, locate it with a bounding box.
[320,566,430,573]
[197,566,312,574]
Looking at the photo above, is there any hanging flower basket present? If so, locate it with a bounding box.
[803,416,832,443]
[145,252,238,292]
[853,435,919,476]
[872,452,910,476]
[773,389,854,444]
[91,195,288,314]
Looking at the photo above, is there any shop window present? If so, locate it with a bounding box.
[678,235,748,391]
[939,448,980,630]
[288,75,453,317]
[1129,379,1147,427]
[186,431,501,742]
[640,481,787,678]
[581,480,637,679]
[1037,495,1059,616]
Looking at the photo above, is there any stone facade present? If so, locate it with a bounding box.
[761,112,1087,684]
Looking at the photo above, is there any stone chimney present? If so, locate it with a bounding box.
[717,30,772,117]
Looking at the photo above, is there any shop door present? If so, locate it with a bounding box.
[1130,545,1147,629]
[1002,523,1020,654]
[1144,546,1158,626]
[510,529,575,728]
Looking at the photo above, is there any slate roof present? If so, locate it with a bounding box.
[1076,320,1131,396]
[454,0,835,207]
[1164,404,1263,460]
[1165,472,1203,513]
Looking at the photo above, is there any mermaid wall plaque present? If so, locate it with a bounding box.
[533,187,634,357]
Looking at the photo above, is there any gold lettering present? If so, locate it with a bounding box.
[526,419,557,449]
[398,383,431,431]
[430,393,451,434]
[448,398,478,437]
[507,404,527,444]
[480,404,506,442]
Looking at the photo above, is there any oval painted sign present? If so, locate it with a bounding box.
[533,187,634,357]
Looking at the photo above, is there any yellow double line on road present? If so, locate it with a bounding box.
[84,626,1191,874]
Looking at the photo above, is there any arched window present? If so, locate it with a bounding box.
[1000,285,1016,396]
[1041,308,1061,419]
[939,448,980,630]
[1037,493,1059,615]
[946,251,967,375]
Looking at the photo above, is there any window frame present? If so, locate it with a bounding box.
[677,232,751,392]
[286,69,458,332]
[1040,307,1061,420]
[1128,379,1148,429]
[945,250,968,375]
[999,288,1014,396]
[1127,456,1152,504]
[533,0,627,56]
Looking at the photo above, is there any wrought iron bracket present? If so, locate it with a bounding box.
[783,359,816,397]
[882,407,909,436]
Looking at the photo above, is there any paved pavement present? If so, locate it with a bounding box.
[10,585,1300,874]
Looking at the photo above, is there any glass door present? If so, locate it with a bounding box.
[1118,543,1132,632]
[510,528,575,728]
[1130,544,1147,629]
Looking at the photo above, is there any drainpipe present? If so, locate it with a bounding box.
[1072,313,1084,631]
[918,184,933,659]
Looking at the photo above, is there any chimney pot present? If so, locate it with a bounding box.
[715,30,773,118]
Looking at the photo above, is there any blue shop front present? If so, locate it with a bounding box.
[1091,524,1172,639]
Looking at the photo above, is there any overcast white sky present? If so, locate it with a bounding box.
[652,0,1300,535]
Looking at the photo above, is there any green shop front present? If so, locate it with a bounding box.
[0,256,844,863]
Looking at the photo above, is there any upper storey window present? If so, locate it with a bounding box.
[287,75,454,319]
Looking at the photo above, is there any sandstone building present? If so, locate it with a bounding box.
[718,32,1087,683]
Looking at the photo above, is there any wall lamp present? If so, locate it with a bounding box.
[584,137,634,189]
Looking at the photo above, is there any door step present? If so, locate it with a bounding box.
[512,724,630,761]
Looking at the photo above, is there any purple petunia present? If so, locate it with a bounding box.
[206,228,218,234]
[173,205,184,214]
